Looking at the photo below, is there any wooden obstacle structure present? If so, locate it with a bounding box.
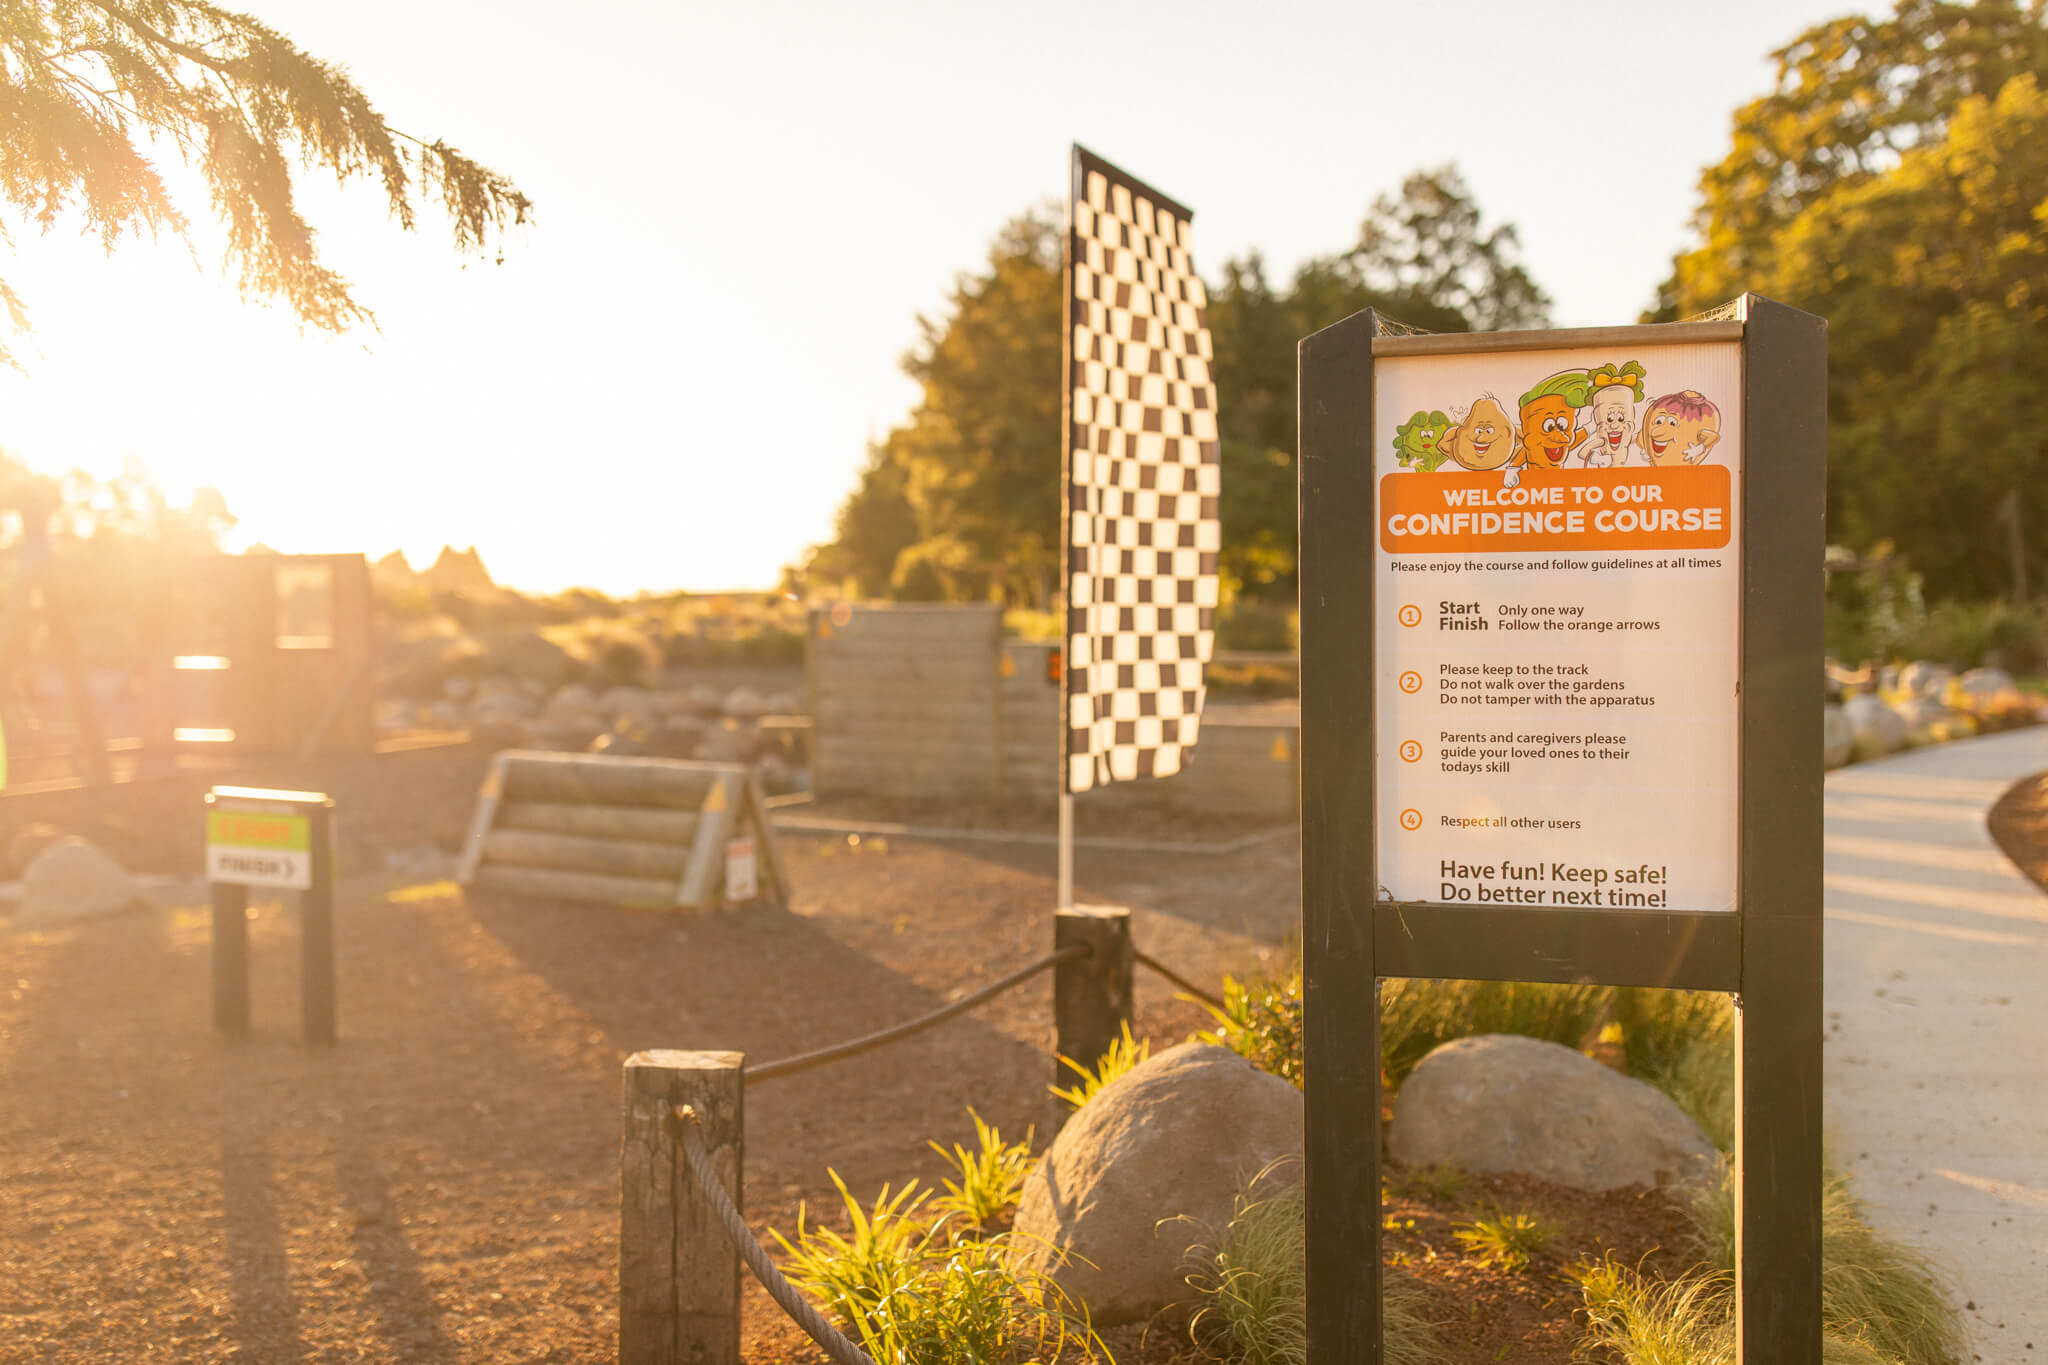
[456,752,790,909]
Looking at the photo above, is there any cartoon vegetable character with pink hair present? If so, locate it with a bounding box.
[1636,390,1722,466]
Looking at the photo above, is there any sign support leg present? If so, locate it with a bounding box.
[211,881,250,1037]
[301,805,337,1045]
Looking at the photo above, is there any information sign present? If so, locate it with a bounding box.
[1374,341,1742,912]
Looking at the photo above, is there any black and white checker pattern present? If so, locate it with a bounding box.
[1063,153,1221,794]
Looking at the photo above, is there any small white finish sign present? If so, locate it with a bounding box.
[1373,340,1742,913]
[725,836,759,903]
[206,806,313,890]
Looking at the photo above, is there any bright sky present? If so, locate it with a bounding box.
[0,0,1854,596]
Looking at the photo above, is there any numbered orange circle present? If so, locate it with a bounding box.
[1397,604,1422,628]
[1399,739,1422,763]
[1398,671,1422,694]
[1399,808,1422,831]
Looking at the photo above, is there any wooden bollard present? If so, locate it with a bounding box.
[1053,905,1133,1126]
[210,881,250,1036]
[620,1050,744,1365]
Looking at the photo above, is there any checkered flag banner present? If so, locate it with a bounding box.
[1063,146,1221,794]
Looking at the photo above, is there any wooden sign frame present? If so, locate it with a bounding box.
[1297,296,1826,1363]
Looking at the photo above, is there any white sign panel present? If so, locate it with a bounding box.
[206,806,313,890]
[725,836,758,903]
[1374,341,1742,913]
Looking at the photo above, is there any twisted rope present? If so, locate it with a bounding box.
[745,944,1087,1084]
[672,1105,877,1365]
[1133,950,1225,1011]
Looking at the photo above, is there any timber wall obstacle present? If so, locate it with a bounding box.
[806,603,1299,818]
[456,751,789,909]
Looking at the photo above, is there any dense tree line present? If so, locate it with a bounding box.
[799,169,1546,605]
[809,0,2048,611]
[1657,0,2048,602]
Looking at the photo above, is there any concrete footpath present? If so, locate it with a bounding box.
[1824,728,2048,1357]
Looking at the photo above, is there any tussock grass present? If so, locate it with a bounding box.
[1187,1169,1437,1365]
[1380,978,1609,1083]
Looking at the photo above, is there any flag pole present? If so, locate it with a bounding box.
[1057,791,1074,908]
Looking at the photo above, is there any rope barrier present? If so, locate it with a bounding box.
[672,1105,877,1365]
[1134,949,1227,1011]
[745,944,1088,1084]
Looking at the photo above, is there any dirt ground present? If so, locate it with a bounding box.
[0,806,1299,1363]
[1,759,1698,1364]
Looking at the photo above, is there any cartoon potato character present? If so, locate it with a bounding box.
[1582,361,1646,467]
[1393,409,1454,470]
[1516,371,1593,471]
[1439,396,1524,486]
[1636,390,1722,466]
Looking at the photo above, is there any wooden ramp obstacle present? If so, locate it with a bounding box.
[456,751,790,909]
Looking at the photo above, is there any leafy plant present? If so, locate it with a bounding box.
[928,1110,1033,1230]
[1452,1212,1550,1273]
[1050,1021,1151,1110]
[773,1167,1104,1365]
[1187,1169,1437,1365]
[1199,970,1304,1087]
[769,1171,930,1330]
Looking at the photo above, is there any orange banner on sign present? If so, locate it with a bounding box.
[1379,466,1732,555]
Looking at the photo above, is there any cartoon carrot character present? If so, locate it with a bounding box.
[1516,371,1593,471]
[1636,390,1722,466]
[1581,361,1646,467]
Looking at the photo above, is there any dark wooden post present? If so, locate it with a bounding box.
[1735,296,1827,1365]
[620,1050,744,1365]
[1297,309,1385,1363]
[1052,904,1133,1120]
[301,801,337,1045]
[211,881,251,1037]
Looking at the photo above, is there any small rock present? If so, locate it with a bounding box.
[762,691,803,716]
[1013,1042,1302,1325]
[1387,1034,1716,1192]
[1842,693,1906,759]
[16,839,145,926]
[695,718,753,764]
[1823,703,1853,769]
[1897,660,1955,700]
[4,823,68,879]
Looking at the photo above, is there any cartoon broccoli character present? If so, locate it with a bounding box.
[1394,409,1454,470]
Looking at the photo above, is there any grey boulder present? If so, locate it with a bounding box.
[16,838,144,926]
[1012,1042,1301,1325]
[1387,1033,1716,1192]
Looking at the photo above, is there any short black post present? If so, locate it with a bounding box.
[211,881,250,1036]
[1052,905,1133,1121]
[300,801,337,1046]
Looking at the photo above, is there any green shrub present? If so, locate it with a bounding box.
[1199,972,1304,1087]
[1188,1172,1437,1365]
[928,1110,1033,1230]
[1214,600,1296,653]
[1050,1021,1150,1110]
